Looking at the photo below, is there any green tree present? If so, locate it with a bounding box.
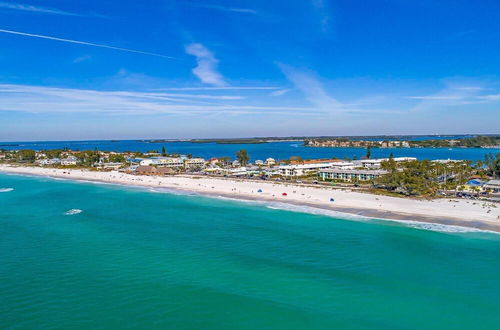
[236,149,250,166]
[366,146,371,159]
[17,149,36,163]
[161,146,167,156]
[109,154,126,163]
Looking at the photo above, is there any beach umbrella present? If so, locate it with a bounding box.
[330,198,335,202]
[257,189,263,193]
[282,192,287,196]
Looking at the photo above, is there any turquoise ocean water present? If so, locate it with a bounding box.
[1,173,500,329]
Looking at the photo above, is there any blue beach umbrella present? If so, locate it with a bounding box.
[330,198,335,202]
[257,189,263,192]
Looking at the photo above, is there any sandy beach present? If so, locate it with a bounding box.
[1,164,499,232]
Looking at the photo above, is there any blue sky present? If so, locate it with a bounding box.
[0,0,499,141]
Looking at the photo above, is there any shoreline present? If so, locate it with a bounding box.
[1,164,499,232]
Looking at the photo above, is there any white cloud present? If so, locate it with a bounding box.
[184,3,257,14]
[0,1,103,17]
[270,89,289,97]
[72,55,92,63]
[279,64,343,112]
[185,43,226,86]
[159,86,280,91]
[0,84,315,116]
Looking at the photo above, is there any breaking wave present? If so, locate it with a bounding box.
[0,187,14,192]
[64,209,83,215]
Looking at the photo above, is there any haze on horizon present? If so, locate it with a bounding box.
[0,0,499,141]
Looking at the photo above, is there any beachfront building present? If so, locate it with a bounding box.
[254,160,264,166]
[361,157,417,169]
[318,169,388,182]
[140,157,184,168]
[184,158,206,169]
[94,162,123,170]
[61,156,79,166]
[278,163,336,177]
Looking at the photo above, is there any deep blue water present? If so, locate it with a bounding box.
[0,139,498,161]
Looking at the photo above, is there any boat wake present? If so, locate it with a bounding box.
[0,187,14,192]
[64,209,83,215]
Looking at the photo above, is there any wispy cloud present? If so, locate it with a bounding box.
[157,86,281,91]
[184,2,257,14]
[311,0,331,33]
[270,89,289,96]
[72,55,92,63]
[408,83,497,112]
[279,64,343,112]
[185,43,226,86]
[0,1,102,17]
[0,28,176,59]
[0,84,315,116]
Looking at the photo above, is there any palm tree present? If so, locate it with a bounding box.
[236,149,250,166]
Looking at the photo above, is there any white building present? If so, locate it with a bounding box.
[361,157,416,169]
[254,160,264,166]
[140,157,184,168]
[318,169,388,182]
[184,158,206,169]
[278,163,336,177]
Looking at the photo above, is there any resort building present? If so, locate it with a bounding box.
[278,163,336,177]
[361,157,417,169]
[318,169,388,182]
[140,157,184,168]
[184,158,206,169]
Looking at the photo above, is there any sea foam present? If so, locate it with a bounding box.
[0,187,14,192]
[64,209,83,215]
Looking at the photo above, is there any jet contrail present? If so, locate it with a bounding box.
[0,28,176,59]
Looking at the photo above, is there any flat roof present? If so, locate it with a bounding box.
[319,169,388,175]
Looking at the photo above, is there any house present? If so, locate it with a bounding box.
[37,158,61,166]
[318,169,388,182]
[61,156,79,166]
[254,160,264,166]
[484,180,500,193]
[265,158,276,166]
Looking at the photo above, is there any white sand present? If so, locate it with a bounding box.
[1,165,499,229]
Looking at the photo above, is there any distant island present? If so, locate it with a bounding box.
[305,135,500,149]
[142,135,500,147]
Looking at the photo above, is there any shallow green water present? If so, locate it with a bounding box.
[1,173,499,329]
